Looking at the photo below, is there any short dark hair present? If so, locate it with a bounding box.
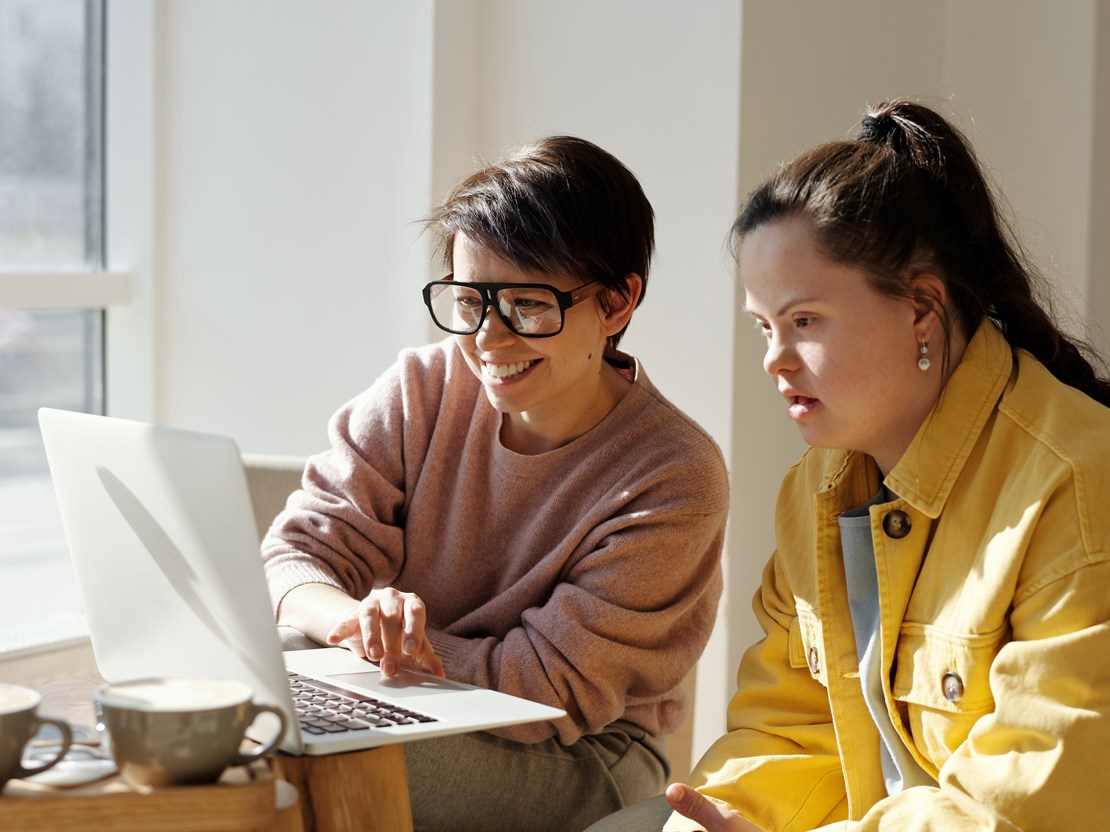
[734,99,1110,406]
[424,135,654,350]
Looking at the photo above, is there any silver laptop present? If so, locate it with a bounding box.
[37,407,564,756]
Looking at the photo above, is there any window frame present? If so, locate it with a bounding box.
[0,273,129,307]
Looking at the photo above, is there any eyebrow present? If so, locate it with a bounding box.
[743,296,823,319]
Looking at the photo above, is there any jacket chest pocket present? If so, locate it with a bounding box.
[788,612,827,687]
[890,624,1007,769]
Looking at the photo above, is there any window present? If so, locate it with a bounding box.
[0,0,105,653]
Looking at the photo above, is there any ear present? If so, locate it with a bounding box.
[910,272,947,341]
[599,273,643,337]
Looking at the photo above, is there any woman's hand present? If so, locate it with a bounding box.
[665,783,762,832]
[326,587,445,678]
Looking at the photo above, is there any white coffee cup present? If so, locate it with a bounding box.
[93,677,286,788]
[0,682,74,790]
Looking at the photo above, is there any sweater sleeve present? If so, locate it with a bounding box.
[261,350,427,611]
[427,451,728,746]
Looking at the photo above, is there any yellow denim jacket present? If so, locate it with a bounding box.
[668,321,1110,831]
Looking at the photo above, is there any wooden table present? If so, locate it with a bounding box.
[0,675,414,832]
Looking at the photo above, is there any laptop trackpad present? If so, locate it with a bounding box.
[328,671,468,699]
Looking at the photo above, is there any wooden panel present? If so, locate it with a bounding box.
[272,746,413,832]
[0,761,297,832]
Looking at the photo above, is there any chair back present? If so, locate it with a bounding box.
[241,453,305,540]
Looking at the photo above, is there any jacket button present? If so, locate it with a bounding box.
[882,510,911,539]
[942,671,964,702]
[808,646,820,675]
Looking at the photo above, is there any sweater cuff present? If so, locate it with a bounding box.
[267,562,345,616]
[425,629,471,674]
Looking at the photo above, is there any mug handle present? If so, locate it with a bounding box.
[14,716,73,778]
[231,703,288,766]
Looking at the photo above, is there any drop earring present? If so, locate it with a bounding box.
[918,340,931,372]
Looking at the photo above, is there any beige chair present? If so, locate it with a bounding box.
[242,453,306,540]
[242,453,322,655]
[241,453,699,782]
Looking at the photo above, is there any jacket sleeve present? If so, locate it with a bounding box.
[811,556,1110,832]
[665,552,851,832]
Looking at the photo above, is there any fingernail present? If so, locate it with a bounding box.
[403,638,416,654]
[368,646,383,660]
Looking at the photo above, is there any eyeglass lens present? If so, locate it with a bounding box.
[428,284,564,336]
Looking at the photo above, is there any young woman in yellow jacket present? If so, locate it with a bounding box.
[590,100,1110,831]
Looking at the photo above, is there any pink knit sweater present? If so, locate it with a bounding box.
[262,339,728,745]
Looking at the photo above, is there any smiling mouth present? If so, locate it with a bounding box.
[483,359,538,379]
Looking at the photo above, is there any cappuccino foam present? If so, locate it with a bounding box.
[0,683,39,714]
[97,678,250,712]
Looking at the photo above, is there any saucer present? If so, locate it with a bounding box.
[23,745,118,788]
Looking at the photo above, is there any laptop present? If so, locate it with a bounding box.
[37,407,565,756]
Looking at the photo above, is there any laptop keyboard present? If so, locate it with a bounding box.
[288,672,439,735]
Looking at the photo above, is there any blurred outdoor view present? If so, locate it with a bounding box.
[0,0,103,651]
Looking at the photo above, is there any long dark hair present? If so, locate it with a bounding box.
[424,135,654,350]
[734,99,1110,406]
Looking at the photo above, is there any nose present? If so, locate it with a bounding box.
[473,304,516,349]
[762,329,796,378]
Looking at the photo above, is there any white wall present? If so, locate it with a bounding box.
[106,0,158,422]
[105,0,1108,769]
[1093,3,1110,350]
[149,1,436,455]
[941,1,1099,334]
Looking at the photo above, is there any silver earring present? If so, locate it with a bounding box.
[918,340,931,372]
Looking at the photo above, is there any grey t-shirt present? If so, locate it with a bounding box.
[840,489,937,795]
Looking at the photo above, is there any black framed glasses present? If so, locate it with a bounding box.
[422,276,604,338]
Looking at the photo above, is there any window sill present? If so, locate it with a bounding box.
[0,635,98,687]
[0,271,131,308]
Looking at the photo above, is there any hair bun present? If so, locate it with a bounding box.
[858,113,898,144]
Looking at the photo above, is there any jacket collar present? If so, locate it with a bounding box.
[882,319,1013,518]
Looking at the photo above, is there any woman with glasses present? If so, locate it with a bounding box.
[261,135,729,832]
